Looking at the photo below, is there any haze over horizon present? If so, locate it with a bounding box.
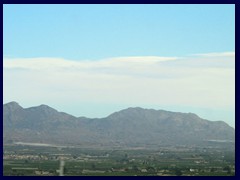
[3,101,235,130]
[3,4,235,127]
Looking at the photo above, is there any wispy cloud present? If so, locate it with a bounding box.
[3,56,178,71]
[192,52,235,57]
[3,53,235,111]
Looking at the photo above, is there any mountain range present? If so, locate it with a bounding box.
[3,102,235,148]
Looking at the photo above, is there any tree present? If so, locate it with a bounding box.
[174,168,182,176]
[132,165,139,172]
[147,166,155,173]
[64,167,68,174]
[210,168,216,172]
[91,163,96,170]
[223,166,231,174]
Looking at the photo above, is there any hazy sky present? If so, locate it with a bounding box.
[3,4,235,127]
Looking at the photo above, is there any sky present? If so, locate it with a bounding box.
[3,4,235,127]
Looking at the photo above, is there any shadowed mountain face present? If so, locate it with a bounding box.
[3,102,235,148]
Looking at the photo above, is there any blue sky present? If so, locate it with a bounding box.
[4,4,234,60]
[3,4,235,127]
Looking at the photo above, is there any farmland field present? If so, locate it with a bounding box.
[3,144,235,176]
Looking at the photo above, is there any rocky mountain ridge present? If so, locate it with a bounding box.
[3,102,235,148]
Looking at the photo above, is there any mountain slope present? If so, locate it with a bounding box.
[3,102,235,148]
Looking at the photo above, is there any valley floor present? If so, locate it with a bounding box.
[3,144,235,176]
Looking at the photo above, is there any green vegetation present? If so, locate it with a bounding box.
[3,144,235,176]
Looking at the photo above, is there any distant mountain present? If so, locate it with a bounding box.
[3,102,235,148]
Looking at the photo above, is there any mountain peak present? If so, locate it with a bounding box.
[26,104,59,114]
[4,101,23,111]
[5,101,20,106]
[38,104,52,109]
[124,107,145,111]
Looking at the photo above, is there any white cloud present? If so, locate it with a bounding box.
[191,52,235,57]
[3,54,235,111]
[3,56,178,71]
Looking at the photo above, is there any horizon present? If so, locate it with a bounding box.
[3,4,235,128]
[3,101,235,129]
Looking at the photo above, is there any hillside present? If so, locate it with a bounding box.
[3,102,235,148]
